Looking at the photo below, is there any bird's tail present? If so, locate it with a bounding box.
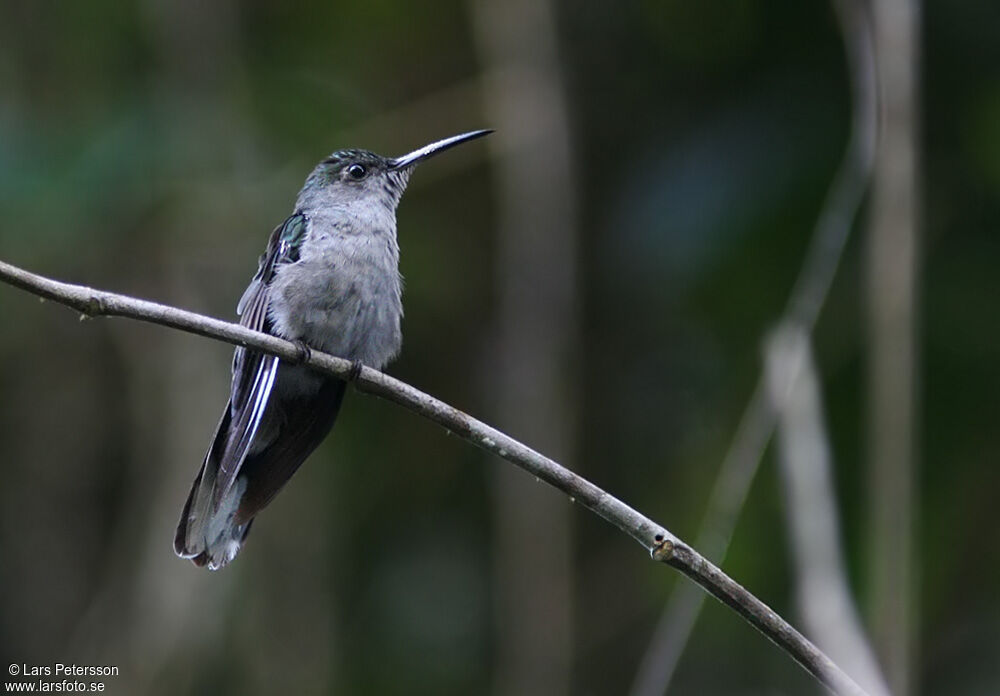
[175,375,347,570]
[174,411,254,570]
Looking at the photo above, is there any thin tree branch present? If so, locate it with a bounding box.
[629,1,877,693]
[0,256,867,696]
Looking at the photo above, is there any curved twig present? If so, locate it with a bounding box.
[0,257,868,696]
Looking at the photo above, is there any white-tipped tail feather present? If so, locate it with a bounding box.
[175,463,252,570]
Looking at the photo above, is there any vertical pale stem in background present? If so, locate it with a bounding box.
[867,0,921,694]
[767,325,890,696]
[472,1,579,694]
[630,1,877,693]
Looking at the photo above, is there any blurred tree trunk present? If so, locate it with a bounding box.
[867,0,921,694]
[64,2,344,691]
[95,1,250,691]
[147,1,340,692]
[472,1,580,694]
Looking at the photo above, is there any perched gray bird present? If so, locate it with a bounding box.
[175,130,491,570]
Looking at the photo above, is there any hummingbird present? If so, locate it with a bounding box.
[174,129,491,570]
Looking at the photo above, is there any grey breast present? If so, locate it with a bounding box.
[269,221,403,369]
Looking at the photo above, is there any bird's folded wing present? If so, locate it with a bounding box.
[213,212,307,509]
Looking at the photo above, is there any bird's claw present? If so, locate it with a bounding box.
[348,360,364,382]
[292,340,313,365]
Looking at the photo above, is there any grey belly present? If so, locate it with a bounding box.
[269,260,402,369]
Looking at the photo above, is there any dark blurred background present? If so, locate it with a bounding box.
[1,0,997,694]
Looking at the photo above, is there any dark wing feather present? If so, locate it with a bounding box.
[235,375,347,524]
[212,212,307,509]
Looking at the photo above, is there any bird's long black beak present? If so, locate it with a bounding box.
[389,129,492,170]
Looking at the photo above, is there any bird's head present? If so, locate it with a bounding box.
[298,130,491,214]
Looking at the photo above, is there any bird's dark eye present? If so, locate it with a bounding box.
[346,163,367,180]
